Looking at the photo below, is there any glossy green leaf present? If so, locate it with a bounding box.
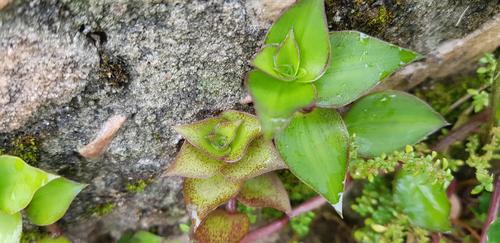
[222,138,287,181]
[26,177,86,226]
[488,218,500,243]
[0,211,21,243]
[247,70,315,138]
[264,0,329,83]
[316,31,420,107]
[194,209,249,243]
[344,91,447,157]
[165,142,224,179]
[0,155,58,214]
[252,45,284,81]
[183,174,242,225]
[38,236,71,243]
[237,173,291,214]
[274,29,301,80]
[394,171,451,232]
[275,108,349,206]
[175,110,260,162]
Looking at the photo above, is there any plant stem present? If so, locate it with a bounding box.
[46,224,63,237]
[446,84,490,115]
[431,233,441,243]
[480,176,500,243]
[240,196,326,243]
[226,198,237,213]
[432,108,491,152]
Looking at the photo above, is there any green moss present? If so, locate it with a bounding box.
[90,202,116,216]
[0,135,40,166]
[125,179,149,193]
[369,7,393,27]
[20,228,47,243]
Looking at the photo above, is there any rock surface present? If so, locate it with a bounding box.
[0,0,498,242]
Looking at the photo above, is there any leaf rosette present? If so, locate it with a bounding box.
[166,110,291,230]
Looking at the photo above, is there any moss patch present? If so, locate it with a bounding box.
[89,202,116,216]
[21,228,47,243]
[125,179,151,193]
[0,135,40,166]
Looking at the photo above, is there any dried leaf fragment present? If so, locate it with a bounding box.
[79,114,127,159]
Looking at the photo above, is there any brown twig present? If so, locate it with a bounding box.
[375,14,500,92]
[453,219,481,241]
[240,196,327,243]
[480,176,500,243]
[431,108,491,152]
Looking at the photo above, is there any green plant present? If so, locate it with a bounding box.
[0,155,86,243]
[165,110,291,242]
[350,143,453,233]
[465,127,500,194]
[90,202,116,216]
[352,177,431,243]
[290,211,315,238]
[125,179,149,193]
[167,0,452,242]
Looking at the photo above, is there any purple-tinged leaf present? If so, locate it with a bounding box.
[175,110,260,162]
[183,174,242,225]
[194,209,249,243]
[165,142,224,179]
[237,172,291,214]
[222,137,287,181]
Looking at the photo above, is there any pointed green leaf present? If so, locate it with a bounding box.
[394,171,451,232]
[488,218,500,243]
[183,174,242,225]
[0,155,58,214]
[175,110,260,162]
[264,0,329,82]
[247,70,315,138]
[275,108,348,206]
[0,211,21,243]
[252,45,288,81]
[344,91,447,157]
[38,236,71,243]
[237,173,291,214]
[194,209,249,243]
[26,177,86,226]
[222,138,287,181]
[165,142,224,179]
[316,31,420,107]
[274,29,301,80]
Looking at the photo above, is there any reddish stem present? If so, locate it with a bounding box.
[240,196,326,243]
[480,176,500,243]
[46,224,63,237]
[226,198,237,213]
[431,233,441,243]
